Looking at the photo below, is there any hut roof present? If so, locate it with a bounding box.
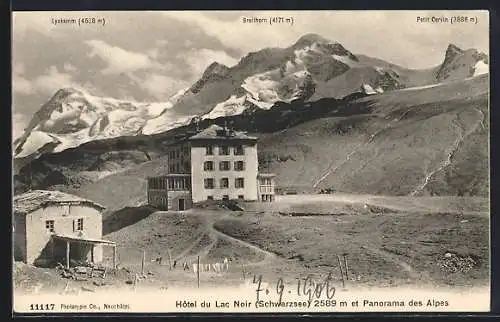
[13,190,106,215]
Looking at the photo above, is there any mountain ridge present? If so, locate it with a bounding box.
[13,35,489,196]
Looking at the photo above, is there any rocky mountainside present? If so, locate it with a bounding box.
[434,44,489,82]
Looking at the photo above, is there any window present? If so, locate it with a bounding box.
[169,165,175,173]
[235,177,245,188]
[206,146,214,155]
[74,218,84,232]
[222,195,229,200]
[204,178,215,189]
[204,161,214,171]
[219,146,230,155]
[220,178,229,188]
[238,195,244,200]
[260,178,272,185]
[234,145,244,155]
[219,161,230,171]
[261,194,273,202]
[234,161,245,171]
[45,220,55,233]
[207,196,214,200]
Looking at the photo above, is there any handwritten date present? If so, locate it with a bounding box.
[253,272,336,303]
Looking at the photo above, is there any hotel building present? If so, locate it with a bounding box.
[147,124,276,211]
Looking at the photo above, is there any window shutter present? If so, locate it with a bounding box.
[72,220,76,232]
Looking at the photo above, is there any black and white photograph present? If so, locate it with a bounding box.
[11,10,490,313]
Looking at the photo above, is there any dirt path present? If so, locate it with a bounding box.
[172,230,216,261]
[209,223,278,266]
[172,211,279,268]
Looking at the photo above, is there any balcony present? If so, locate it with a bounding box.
[258,185,274,193]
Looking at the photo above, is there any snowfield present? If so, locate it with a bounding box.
[473,61,488,76]
[202,95,249,120]
[14,88,188,158]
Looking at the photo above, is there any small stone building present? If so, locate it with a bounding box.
[13,190,116,268]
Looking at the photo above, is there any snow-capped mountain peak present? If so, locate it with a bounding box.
[435,43,488,82]
[292,33,338,49]
[14,87,190,158]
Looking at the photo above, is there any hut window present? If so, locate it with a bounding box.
[45,220,55,233]
[74,218,84,231]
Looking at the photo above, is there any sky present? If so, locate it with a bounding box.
[12,10,489,139]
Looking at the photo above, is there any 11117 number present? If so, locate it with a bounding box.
[30,304,55,311]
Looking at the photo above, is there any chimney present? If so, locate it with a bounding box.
[195,118,200,132]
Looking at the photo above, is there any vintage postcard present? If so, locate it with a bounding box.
[11,10,490,314]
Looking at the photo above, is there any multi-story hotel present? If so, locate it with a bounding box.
[147,124,276,211]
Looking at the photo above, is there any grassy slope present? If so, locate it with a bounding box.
[214,209,489,288]
[76,156,169,212]
[103,212,206,263]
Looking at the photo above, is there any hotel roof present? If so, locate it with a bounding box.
[188,124,257,141]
